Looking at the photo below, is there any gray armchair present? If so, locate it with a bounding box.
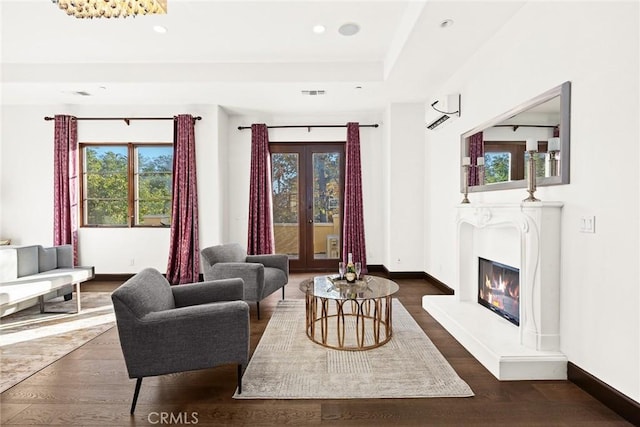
[111,268,249,414]
[200,243,289,319]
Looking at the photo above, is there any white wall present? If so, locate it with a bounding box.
[384,103,425,272]
[424,2,639,402]
[224,112,385,264]
[0,104,225,274]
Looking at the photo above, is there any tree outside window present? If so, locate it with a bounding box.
[81,144,173,227]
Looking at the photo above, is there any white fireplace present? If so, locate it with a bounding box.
[422,202,567,380]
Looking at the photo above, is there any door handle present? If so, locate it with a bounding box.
[308,219,313,223]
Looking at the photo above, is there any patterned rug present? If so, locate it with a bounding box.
[234,299,474,399]
[0,292,115,393]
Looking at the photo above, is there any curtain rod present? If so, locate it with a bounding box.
[237,124,379,131]
[494,124,557,131]
[44,116,202,126]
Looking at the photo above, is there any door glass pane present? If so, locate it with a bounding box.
[312,152,341,260]
[271,153,299,259]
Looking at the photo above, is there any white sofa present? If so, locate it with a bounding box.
[0,244,94,317]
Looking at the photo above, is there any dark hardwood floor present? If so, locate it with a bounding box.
[0,274,631,426]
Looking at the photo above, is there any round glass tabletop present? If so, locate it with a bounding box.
[299,275,399,301]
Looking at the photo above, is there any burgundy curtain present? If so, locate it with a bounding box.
[53,115,79,265]
[468,131,484,186]
[166,115,200,284]
[342,122,367,273]
[247,124,274,255]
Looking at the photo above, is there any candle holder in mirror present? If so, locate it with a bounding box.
[477,157,485,186]
[461,157,470,204]
[523,139,540,202]
[547,137,560,177]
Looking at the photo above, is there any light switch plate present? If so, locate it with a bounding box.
[580,216,595,233]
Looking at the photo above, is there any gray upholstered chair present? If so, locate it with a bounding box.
[111,268,249,414]
[200,243,289,320]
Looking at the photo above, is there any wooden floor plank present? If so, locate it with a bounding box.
[0,275,631,426]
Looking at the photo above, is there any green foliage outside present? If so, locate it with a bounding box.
[271,151,341,225]
[84,146,173,226]
[313,153,340,223]
[485,153,510,184]
[272,153,299,224]
[485,152,548,185]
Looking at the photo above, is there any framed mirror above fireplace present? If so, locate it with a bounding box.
[461,81,571,193]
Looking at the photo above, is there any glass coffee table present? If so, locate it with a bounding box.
[299,275,400,351]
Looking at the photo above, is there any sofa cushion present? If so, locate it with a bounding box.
[39,247,58,272]
[0,248,18,282]
[15,246,39,278]
[55,245,73,268]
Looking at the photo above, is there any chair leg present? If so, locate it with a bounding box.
[282,286,285,300]
[130,378,143,414]
[256,301,260,320]
[237,364,243,394]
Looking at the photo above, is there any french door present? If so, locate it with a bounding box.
[271,143,345,272]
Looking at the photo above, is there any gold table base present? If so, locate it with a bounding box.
[303,293,394,351]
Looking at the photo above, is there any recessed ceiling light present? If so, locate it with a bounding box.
[313,24,326,34]
[338,23,360,36]
[440,19,454,28]
[153,25,167,34]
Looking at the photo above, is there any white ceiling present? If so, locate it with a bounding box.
[0,0,526,115]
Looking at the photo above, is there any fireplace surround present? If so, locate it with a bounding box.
[423,202,566,380]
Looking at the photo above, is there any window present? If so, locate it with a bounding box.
[80,143,173,227]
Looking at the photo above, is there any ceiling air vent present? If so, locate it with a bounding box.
[301,90,326,96]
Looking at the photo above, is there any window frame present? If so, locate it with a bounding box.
[79,142,173,228]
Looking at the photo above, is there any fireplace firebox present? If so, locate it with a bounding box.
[478,257,520,326]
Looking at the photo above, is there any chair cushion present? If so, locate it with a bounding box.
[201,243,247,264]
[111,268,175,318]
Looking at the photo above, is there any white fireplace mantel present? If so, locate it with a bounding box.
[423,202,567,380]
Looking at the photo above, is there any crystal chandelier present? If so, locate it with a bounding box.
[52,0,167,19]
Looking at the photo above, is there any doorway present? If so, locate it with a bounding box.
[271,143,344,271]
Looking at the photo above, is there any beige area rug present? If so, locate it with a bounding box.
[234,299,474,399]
[0,292,115,393]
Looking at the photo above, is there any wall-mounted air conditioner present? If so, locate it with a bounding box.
[426,93,461,130]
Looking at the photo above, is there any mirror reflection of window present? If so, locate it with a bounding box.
[484,142,524,183]
[485,152,511,184]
